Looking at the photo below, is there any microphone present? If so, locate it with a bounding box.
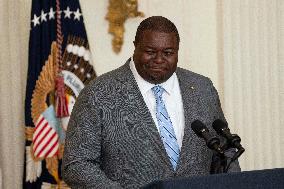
[212,119,245,160]
[191,120,224,156]
[212,119,243,149]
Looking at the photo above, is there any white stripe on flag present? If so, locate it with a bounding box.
[33,117,47,140]
[37,133,59,158]
[34,128,56,156]
[33,123,50,149]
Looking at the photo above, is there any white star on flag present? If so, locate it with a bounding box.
[49,7,55,20]
[74,8,82,21]
[64,7,72,18]
[41,10,47,22]
[32,14,40,27]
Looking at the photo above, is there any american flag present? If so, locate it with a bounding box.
[32,113,59,159]
[24,0,96,188]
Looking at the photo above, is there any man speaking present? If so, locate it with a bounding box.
[62,16,240,189]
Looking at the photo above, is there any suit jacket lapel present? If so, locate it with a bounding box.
[119,60,173,170]
[175,68,202,173]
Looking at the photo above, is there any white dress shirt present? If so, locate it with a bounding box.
[129,59,185,149]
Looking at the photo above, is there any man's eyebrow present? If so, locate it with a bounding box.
[164,48,175,50]
[143,46,176,50]
[144,45,155,48]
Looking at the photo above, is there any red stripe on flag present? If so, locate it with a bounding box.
[33,122,48,144]
[35,116,44,129]
[33,127,52,153]
[37,131,57,157]
[32,117,45,140]
[45,138,59,158]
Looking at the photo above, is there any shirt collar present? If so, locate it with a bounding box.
[129,58,177,96]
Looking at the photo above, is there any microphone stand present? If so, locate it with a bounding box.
[224,146,245,173]
[211,119,245,173]
[210,140,245,174]
[210,148,227,174]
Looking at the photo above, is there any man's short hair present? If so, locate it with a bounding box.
[134,16,180,44]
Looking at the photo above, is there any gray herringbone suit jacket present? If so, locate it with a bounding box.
[62,60,240,189]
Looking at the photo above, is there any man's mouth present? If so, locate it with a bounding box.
[148,65,166,71]
[150,67,164,70]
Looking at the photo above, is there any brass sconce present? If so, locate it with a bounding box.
[106,0,144,53]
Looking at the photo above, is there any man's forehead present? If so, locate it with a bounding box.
[138,31,178,47]
[141,30,175,37]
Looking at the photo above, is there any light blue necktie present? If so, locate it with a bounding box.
[152,85,180,170]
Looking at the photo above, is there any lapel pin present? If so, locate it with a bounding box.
[190,86,195,90]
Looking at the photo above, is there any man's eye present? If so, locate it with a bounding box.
[146,51,155,55]
[164,51,174,56]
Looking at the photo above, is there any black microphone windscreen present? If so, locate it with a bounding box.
[212,119,228,134]
[191,120,207,137]
[191,120,224,155]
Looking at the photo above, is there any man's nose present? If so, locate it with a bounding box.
[154,52,164,63]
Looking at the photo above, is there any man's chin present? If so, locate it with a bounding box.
[148,74,169,84]
[139,70,172,84]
